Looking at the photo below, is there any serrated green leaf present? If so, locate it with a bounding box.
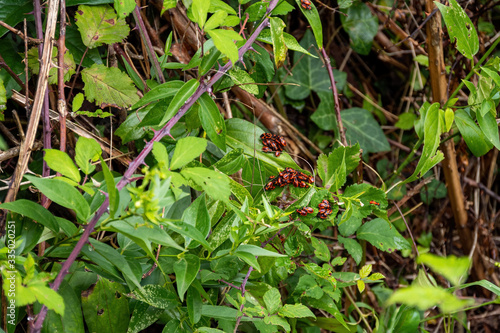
[81,64,139,108]
[192,0,210,29]
[44,149,81,183]
[75,5,130,48]
[357,218,411,252]
[359,264,372,279]
[114,0,135,18]
[435,0,479,59]
[278,304,316,318]
[207,28,242,65]
[263,288,282,314]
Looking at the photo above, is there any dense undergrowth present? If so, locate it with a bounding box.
[0,0,500,332]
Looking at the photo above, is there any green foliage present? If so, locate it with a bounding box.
[27,46,76,84]
[3,1,499,332]
[435,0,479,59]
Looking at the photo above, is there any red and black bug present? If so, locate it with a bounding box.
[300,0,312,10]
[369,200,380,206]
[261,133,287,157]
[304,207,314,214]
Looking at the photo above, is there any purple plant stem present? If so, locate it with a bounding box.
[320,47,346,146]
[33,0,52,207]
[133,6,165,84]
[32,1,280,331]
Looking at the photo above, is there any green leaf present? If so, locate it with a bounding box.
[174,254,200,302]
[435,0,479,59]
[114,0,135,18]
[75,137,102,175]
[257,29,316,57]
[131,80,184,109]
[162,78,200,126]
[235,244,286,257]
[285,32,345,100]
[72,93,85,112]
[387,285,473,314]
[81,64,139,108]
[225,118,300,170]
[338,236,362,265]
[207,28,243,65]
[417,253,470,286]
[187,286,203,324]
[340,2,378,55]
[182,195,210,248]
[191,0,210,29]
[228,67,258,95]
[342,108,390,153]
[395,113,417,130]
[75,5,130,48]
[81,279,130,332]
[201,305,254,322]
[295,0,323,49]
[44,149,81,183]
[455,109,493,156]
[359,264,372,279]
[170,137,208,170]
[311,237,331,262]
[0,200,58,233]
[0,0,33,38]
[263,288,282,314]
[127,301,165,333]
[27,46,76,85]
[181,167,230,202]
[99,156,119,219]
[152,141,169,169]
[106,219,184,257]
[234,251,261,272]
[270,17,287,68]
[477,100,500,150]
[214,149,245,175]
[161,0,176,15]
[165,220,213,251]
[25,175,90,221]
[130,284,179,309]
[357,218,411,252]
[278,304,316,318]
[209,0,237,14]
[245,1,294,21]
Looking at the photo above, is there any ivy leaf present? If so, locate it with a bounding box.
[81,64,139,108]
[207,28,243,65]
[340,2,378,55]
[294,0,323,49]
[342,108,391,153]
[435,0,479,59]
[75,4,130,48]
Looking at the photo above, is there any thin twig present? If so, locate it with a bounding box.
[58,0,67,153]
[0,20,42,43]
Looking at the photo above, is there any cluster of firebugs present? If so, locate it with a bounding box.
[260,133,380,219]
[300,0,312,10]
